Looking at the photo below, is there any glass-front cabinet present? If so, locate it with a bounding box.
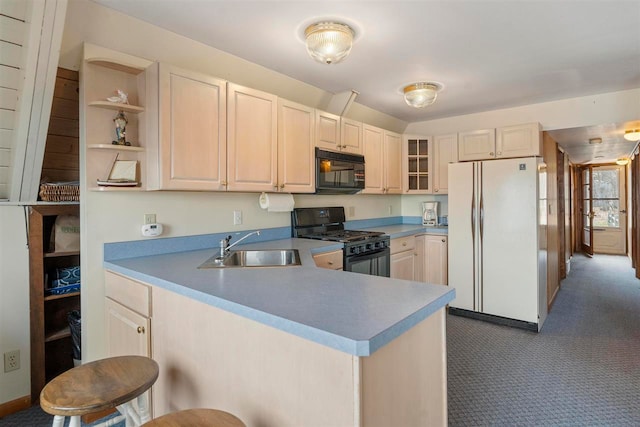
[403,135,431,193]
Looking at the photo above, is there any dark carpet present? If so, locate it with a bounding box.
[0,406,122,427]
[447,253,640,426]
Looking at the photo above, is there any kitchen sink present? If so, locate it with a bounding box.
[198,249,301,269]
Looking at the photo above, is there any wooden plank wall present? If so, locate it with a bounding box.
[0,0,29,199]
[40,68,79,183]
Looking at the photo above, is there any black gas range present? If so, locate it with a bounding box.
[292,207,390,277]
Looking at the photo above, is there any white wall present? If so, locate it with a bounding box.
[0,206,30,403]
[406,88,640,135]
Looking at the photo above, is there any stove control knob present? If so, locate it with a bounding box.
[366,243,372,250]
[350,247,356,254]
[355,247,360,254]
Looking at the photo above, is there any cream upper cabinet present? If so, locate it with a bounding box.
[277,99,315,193]
[363,124,384,193]
[315,110,341,152]
[403,135,432,193]
[458,123,541,162]
[340,117,363,154]
[363,126,402,194]
[227,83,278,192]
[383,130,403,194]
[432,133,458,194]
[156,63,227,191]
[496,122,542,158]
[458,128,496,161]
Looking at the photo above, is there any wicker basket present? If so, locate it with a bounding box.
[39,182,80,202]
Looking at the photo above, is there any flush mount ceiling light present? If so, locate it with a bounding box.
[616,158,630,165]
[623,129,640,141]
[588,137,602,145]
[403,82,442,108]
[304,22,354,65]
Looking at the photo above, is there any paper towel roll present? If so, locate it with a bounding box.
[259,192,295,212]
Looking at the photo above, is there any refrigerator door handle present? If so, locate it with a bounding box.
[479,195,484,241]
[471,193,476,239]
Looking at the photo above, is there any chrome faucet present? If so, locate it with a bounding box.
[218,230,261,258]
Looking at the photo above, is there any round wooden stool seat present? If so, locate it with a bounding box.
[40,355,158,426]
[142,409,246,427]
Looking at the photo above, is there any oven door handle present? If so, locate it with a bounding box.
[346,247,390,261]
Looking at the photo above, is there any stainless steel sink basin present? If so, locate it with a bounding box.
[198,249,301,268]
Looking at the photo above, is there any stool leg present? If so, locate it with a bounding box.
[137,393,151,423]
[52,415,65,427]
[69,416,81,427]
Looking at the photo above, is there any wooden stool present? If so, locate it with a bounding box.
[40,355,159,427]
[142,409,246,427]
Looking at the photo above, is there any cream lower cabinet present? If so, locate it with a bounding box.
[415,235,448,285]
[390,236,416,280]
[227,83,278,192]
[277,99,315,193]
[432,134,458,194]
[104,272,151,357]
[363,125,402,194]
[312,250,343,270]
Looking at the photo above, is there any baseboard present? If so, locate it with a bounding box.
[448,307,539,332]
[0,395,31,418]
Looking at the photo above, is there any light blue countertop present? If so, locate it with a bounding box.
[104,236,454,357]
[357,224,448,239]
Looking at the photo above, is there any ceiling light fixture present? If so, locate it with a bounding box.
[403,82,442,108]
[304,22,354,65]
[623,129,640,141]
[616,158,630,166]
[588,138,602,145]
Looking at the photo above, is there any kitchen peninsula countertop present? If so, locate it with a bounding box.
[104,237,454,357]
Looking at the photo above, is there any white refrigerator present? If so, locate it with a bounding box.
[448,157,547,331]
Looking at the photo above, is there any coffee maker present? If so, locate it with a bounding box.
[422,201,439,226]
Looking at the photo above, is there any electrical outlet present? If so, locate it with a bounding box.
[4,350,19,373]
[144,214,156,225]
[233,210,242,225]
[348,206,355,217]
[388,205,393,215]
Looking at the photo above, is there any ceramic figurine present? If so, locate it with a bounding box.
[112,110,130,146]
[106,89,129,104]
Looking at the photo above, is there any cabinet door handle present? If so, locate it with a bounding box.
[327,261,334,265]
[221,181,227,186]
[137,326,145,334]
[489,152,494,157]
[280,184,285,189]
[435,189,439,192]
[274,185,278,189]
[402,242,407,246]
[442,239,446,243]
[497,151,502,156]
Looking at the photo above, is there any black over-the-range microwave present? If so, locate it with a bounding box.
[315,148,365,194]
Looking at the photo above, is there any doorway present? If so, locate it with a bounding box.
[577,164,627,255]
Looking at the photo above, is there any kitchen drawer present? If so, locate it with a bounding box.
[313,250,343,270]
[105,271,151,317]
[390,236,415,255]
